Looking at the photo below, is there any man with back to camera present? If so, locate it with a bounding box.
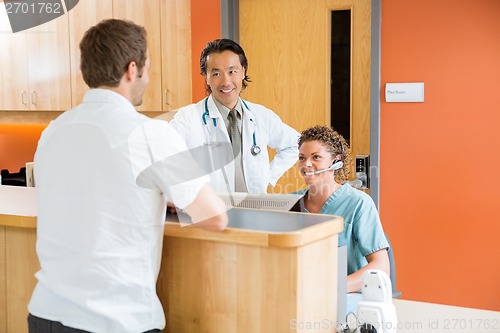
[27,19,228,333]
[170,38,300,194]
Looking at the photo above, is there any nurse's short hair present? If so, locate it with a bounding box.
[80,19,147,88]
[200,38,252,94]
[298,125,352,183]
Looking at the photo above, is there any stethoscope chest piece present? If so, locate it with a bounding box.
[251,144,261,156]
[249,130,261,156]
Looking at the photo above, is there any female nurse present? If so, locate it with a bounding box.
[297,125,390,292]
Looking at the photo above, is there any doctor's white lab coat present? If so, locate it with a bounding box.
[170,95,299,193]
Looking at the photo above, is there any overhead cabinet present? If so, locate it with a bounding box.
[68,0,114,107]
[70,0,192,112]
[0,13,71,111]
[1,0,192,112]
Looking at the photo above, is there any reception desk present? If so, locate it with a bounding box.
[0,185,344,333]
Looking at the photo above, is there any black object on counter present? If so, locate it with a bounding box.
[1,167,27,186]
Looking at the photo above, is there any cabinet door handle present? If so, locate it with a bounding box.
[21,90,28,106]
[164,89,171,106]
[31,91,37,106]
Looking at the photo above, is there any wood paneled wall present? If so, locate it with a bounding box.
[239,0,372,193]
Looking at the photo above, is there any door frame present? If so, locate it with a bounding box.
[221,0,381,207]
[369,0,381,207]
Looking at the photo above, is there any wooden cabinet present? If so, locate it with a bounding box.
[160,0,193,111]
[112,0,193,111]
[0,186,38,333]
[113,0,163,112]
[69,0,192,112]
[68,0,113,106]
[0,226,5,333]
[0,12,71,111]
[2,0,192,113]
[3,227,39,333]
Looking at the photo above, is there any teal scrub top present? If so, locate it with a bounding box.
[295,184,389,274]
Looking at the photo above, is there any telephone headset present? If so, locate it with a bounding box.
[309,139,345,175]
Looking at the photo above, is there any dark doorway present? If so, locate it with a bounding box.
[331,10,351,143]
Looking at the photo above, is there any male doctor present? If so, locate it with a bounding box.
[170,39,299,193]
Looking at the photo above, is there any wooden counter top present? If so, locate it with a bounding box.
[0,185,37,228]
[166,208,343,248]
[0,185,343,248]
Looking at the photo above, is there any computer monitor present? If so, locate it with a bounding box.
[216,192,304,212]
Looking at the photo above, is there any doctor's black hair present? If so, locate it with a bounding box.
[200,38,252,94]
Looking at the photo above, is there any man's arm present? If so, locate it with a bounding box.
[182,183,228,231]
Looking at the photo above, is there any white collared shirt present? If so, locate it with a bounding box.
[29,89,207,333]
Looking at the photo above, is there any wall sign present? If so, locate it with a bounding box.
[385,82,424,102]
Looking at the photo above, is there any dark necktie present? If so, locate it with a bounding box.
[227,109,241,157]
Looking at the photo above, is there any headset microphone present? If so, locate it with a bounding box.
[305,160,343,176]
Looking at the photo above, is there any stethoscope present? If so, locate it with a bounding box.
[202,97,261,156]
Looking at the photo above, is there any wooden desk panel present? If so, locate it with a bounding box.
[159,233,339,333]
[0,227,6,333]
[0,186,343,333]
[5,227,39,333]
[160,209,343,332]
